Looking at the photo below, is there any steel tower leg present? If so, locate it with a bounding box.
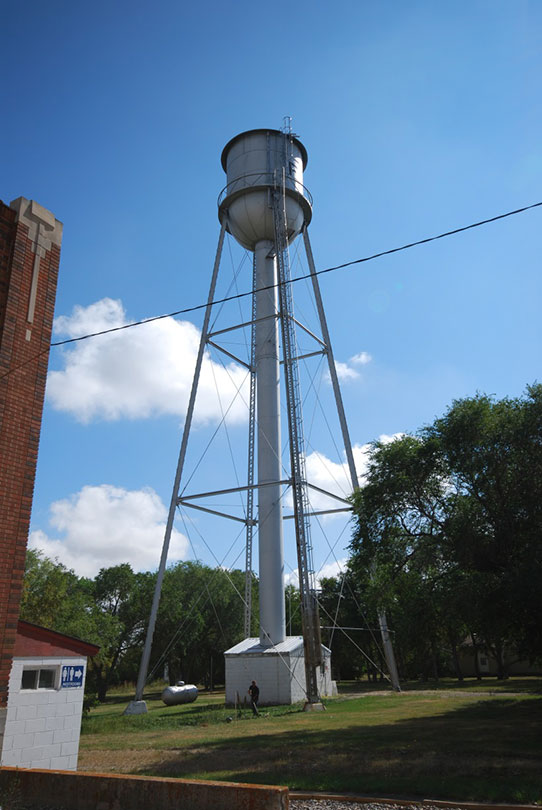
[302,227,401,693]
[378,610,401,689]
[302,228,358,484]
[125,219,227,713]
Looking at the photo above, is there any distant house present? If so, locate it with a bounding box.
[0,621,99,770]
[457,638,542,678]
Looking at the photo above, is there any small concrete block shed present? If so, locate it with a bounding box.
[225,636,333,706]
[0,621,99,770]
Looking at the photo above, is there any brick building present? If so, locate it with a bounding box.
[0,197,63,752]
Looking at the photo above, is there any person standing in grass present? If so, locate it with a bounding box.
[248,680,259,716]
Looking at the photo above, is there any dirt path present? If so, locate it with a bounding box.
[344,689,529,698]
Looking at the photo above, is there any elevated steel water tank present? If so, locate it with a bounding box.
[218,129,312,251]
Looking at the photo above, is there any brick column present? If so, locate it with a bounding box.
[0,198,63,725]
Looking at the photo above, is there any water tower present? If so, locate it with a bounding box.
[126,122,399,714]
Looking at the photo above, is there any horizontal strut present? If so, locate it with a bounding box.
[281,349,326,365]
[206,340,252,370]
[207,314,278,340]
[178,500,256,525]
[290,316,326,347]
[179,479,291,502]
[283,507,351,519]
[306,481,352,504]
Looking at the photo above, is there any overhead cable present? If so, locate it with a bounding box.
[2,199,540,381]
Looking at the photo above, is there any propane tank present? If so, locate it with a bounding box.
[161,680,198,706]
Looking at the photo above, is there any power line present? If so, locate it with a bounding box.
[2,199,540,382]
[52,199,542,345]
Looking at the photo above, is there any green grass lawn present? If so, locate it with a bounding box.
[79,679,542,804]
[338,676,542,694]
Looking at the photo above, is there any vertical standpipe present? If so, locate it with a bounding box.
[254,240,285,646]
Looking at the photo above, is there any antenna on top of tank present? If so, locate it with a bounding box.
[281,115,293,134]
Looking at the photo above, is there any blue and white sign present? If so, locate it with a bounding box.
[61,665,84,689]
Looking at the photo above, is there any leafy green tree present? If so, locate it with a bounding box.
[349,433,452,679]
[89,564,153,700]
[285,583,302,636]
[21,551,153,700]
[349,385,542,680]
[428,384,542,671]
[318,573,385,681]
[148,561,247,688]
[21,549,84,629]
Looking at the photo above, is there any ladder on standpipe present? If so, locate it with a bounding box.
[243,256,257,638]
[272,165,323,705]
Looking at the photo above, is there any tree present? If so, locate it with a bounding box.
[149,561,247,687]
[21,552,154,700]
[89,564,152,700]
[318,573,386,681]
[21,549,84,629]
[285,583,302,636]
[349,385,542,679]
[349,433,453,679]
[20,551,257,695]
[427,384,542,670]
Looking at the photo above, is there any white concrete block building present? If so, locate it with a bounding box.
[0,621,98,770]
[224,636,334,706]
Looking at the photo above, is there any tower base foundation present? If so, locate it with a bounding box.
[123,700,148,715]
[303,701,325,712]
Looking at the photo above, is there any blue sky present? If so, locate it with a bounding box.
[2,1,541,581]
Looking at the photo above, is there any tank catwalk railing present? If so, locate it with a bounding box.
[218,172,313,209]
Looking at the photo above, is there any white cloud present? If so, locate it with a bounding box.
[350,351,372,366]
[328,352,371,384]
[28,433,405,580]
[285,558,347,587]
[47,298,249,424]
[29,484,188,577]
[334,361,359,382]
[317,558,347,582]
[300,433,404,515]
[284,569,299,587]
[304,450,352,511]
[352,435,398,484]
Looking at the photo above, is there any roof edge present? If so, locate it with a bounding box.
[17,620,100,657]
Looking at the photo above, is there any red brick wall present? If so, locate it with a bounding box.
[0,199,62,708]
[0,205,17,346]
